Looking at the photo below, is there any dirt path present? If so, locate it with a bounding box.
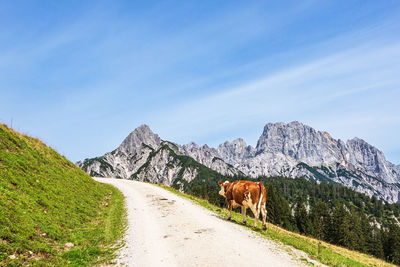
[95,178,321,267]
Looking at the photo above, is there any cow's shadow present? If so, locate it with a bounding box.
[210,213,263,233]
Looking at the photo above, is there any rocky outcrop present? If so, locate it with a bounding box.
[77,122,400,203]
[131,143,199,186]
[346,137,400,183]
[118,124,161,155]
[216,122,400,203]
[255,122,345,165]
[77,125,239,186]
[217,138,255,166]
[77,125,160,179]
[180,142,239,176]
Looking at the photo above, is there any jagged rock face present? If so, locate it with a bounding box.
[77,121,400,203]
[396,165,400,175]
[118,124,161,154]
[181,142,219,165]
[217,138,255,166]
[77,125,239,188]
[346,138,400,183]
[216,121,400,203]
[180,142,239,176]
[132,145,198,186]
[77,125,159,179]
[256,122,344,165]
[242,122,400,185]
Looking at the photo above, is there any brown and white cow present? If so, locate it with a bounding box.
[218,180,267,230]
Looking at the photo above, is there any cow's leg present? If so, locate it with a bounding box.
[249,204,260,228]
[241,206,247,225]
[227,201,232,221]
[261,204,267,230]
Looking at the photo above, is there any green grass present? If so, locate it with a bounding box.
[159,184,395,267]
[0,123,126,266]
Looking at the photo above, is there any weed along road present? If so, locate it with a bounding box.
[95,178,319,267]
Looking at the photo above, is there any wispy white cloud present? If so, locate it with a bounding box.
[150,40,400,164]
[1,1,400,164]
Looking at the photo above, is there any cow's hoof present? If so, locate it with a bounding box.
[243,221,247,225]
[227,217,231,221]
[262,225,267,230]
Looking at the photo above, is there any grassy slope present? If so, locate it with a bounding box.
[159,184,395,267]
[0,124,126,266]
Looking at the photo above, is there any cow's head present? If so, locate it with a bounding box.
[218,181,230,197]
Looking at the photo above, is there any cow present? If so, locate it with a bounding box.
[218,180,267,230]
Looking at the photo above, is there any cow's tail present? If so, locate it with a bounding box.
[257,182,265,213]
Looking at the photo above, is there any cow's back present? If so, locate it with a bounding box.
[231,181,261,207]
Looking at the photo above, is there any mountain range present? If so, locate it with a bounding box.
[77,122,400,203]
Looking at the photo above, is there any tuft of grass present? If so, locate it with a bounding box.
[0,123,126,266]
[159,184,395,267]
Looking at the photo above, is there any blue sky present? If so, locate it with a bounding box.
[1,1,400,164]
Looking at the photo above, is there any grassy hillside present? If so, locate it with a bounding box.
[159,184,395,267]
[0,124,126,266]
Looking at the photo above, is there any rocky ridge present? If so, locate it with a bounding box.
[77,122,400,203]
[217,122,400,203]
[77,125,239,187]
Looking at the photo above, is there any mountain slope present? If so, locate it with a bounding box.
[78,122,400,203]
[219,122,400,203]
[0,123,125,265]
[77,125,240,183]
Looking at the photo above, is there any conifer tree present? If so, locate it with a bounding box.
[350,209,364,251]
[358,213,385,258]
[386,220,400,264]
[310,201,330,240]
[294,197,311,235]
[265,184,294,230]
[331,203,357,247]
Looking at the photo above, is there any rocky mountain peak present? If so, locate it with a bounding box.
[231,138,247,146]
[217,138,255,166]
[347,137,367,145]
[255,121,341,165]
[202,144,210,149]
[346,137,382,161]
[219,138,250,150]
[183,142,199,151]
[345,137,398,183]
[182,142,216,155]
[118,124,161,154]
[78,121,400,203]
[179,141,238,176]
[256,121,313,149]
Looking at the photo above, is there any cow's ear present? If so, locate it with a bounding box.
[218,181,223,186]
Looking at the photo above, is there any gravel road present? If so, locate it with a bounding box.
[95,178,320,267]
